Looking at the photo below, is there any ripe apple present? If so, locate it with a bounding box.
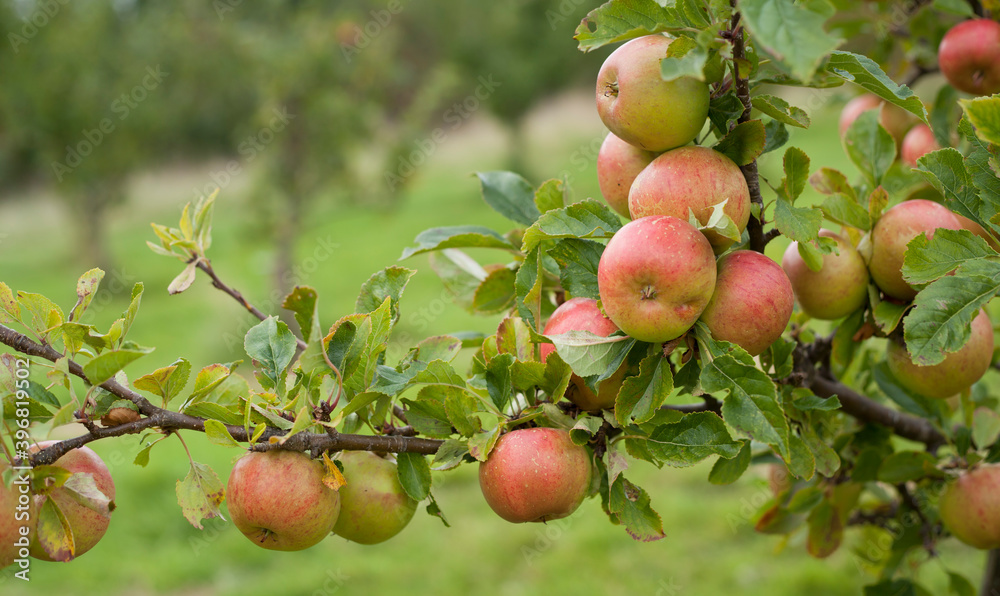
[227,450,341,551]
[28,442,114,561]
[900,124,940,167]
[628,146,751,252]
[868,199,962,300]
[596,34,710,152]
[940,464,1000,549]
[887,308,994,399]
[781,230,870,320]
[938,19,1000,96]
[1,466,34,569]
[598,215,717,343]
[596,132,657,219]
[698,251,794,356]
[479,427,591,523]
[906,186,1000,251]
[839,94,914,147]
[332,451,417,545]
[542,297,630,411]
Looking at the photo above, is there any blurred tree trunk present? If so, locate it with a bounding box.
[74,186,116,276]
[982,549,1000,596]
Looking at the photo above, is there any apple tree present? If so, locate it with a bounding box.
[4,0,1000,593]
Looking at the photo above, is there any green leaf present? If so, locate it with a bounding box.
[428,250,486,311]
[175,461,225,529]
[167,261,198,295]
[0,282,20,323]
[973,407,1000,451]
[468,425,503,462]
[713,120,766,166]
[63,474,114,518]
[762,119,790,155]
[17,291,64,336]
[547,330,636,379]
[521,199,622,254]
[701,353,789,457]
[400,226,516,260]
[810,167,856,200]
[826,51,928,121]
[877,451,942,484]
[806,498,843,558]
[819,194,871,231]
[203,419,241,448]
[476,171,541,226]
[902,271,1000,366]
[863,579,931,596]
[960,96,1000,145]
[872,299,907,334]
[120,283,143,339]
[574,0,684,51]
[947,572,976,596]
[182,402,244,426]
[901,229,994,287]
[442,386,484,437]
[396,452,431,501]
[69,268,104,322]
[739,0,842,82]
[431,439,471,471]
[282,286,321,344]
[608,476,665,541]
[615,352,672,426]
[402,394,453,439]
[485,353,515,412]
[661,36,708,82]
[82,346,154,386]
[844,110,896,188]
[915,148,983,225]
[752,95,810,128]
[35,497,74,561]
[356,266,416,324]
[471,267,517,314]
[643,412,741,467]
[514,247,543,330]
[774,199,822,243]
[708,439,751,485]
[549,239,604,300]
[781,146,811,201]
[244,317,297,391]
[134,358,191,405]
[534,179,566,214]
[186,363,235,405]
[873,362,945,421]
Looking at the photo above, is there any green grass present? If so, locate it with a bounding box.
[0,92,989,595]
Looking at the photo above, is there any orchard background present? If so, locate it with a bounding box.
[1,0,999,594]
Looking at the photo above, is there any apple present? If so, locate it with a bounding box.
[938,19,1000,96]
[839,94,914,147]
[332,451,417,545]
[906,186,1000,251]
[781,230,870,320]
[868,199,962,300]
[628,146,751,252]
[887,308,994,400]
[1,466,34,569]
[28,442,114,561]
[596,132,657,219]
[479,427,591,523]
[698,251,793,356]
[598,215,717,343]
[542,297,630,411]
[596,34,710,152]
[940,464,1000,549]
[227,450,341,551]
[900,124,939,167]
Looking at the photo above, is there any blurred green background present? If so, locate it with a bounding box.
[0,1,986,594]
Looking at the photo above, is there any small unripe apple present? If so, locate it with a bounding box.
[596,132,657,219]
[940,464,1000,549]
[598,215,717,343]
[541,297,629,411]
[332,451,417,545]
[900,124,940,167]
[887,309,994,399]
[839,94,914,148]
[699,251,793,356]
[781,230,870,320]
[868,199,962,300]
[596,35,710,152]
[227,450,341,551]
[28,442,114,562]
[938,19,1000,96]
[628,146,751,252]
[479,427,591,523]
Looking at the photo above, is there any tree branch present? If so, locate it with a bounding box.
[0,323,441,466]
[194,259,308,352]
